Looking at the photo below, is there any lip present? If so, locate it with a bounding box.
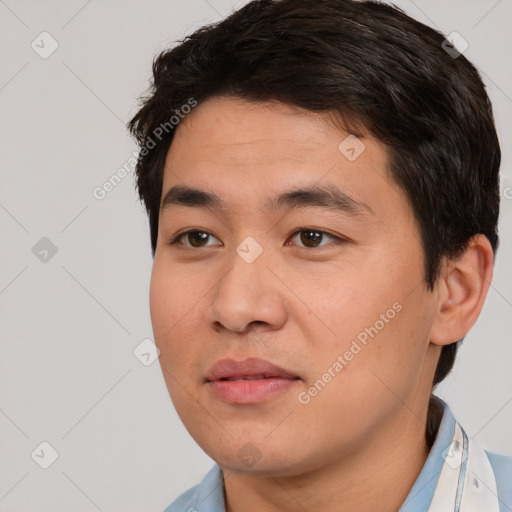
[206,357,299,381]
[206,357,300,404]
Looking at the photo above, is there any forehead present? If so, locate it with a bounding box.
[161,95,407,220]
[168,96,367,163]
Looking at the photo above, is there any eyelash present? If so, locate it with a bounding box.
[168,228,346,250]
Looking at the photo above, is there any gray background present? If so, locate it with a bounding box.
[0,0,511,510]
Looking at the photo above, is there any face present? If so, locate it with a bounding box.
[150,95,441,476]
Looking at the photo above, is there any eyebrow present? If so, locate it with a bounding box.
[160,184,374,217]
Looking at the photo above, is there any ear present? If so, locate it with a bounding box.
[429,234,494,346]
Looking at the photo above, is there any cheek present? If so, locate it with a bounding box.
[150,256,207,330]
[304,260,432,394]
[293,298,433,451]
[149,263,211,423]
[149,259,205,370]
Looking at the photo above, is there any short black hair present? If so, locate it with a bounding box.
[128,0,500,395]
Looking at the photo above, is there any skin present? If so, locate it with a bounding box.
[150,95,494,512]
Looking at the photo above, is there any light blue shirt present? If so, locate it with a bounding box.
[163,399,511,511]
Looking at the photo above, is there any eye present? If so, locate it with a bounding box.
[169,230,222,248]
[168,228,344,250]
[287,229,343,248]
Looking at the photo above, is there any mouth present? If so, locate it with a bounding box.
[206,357,300,382]
[206,357,301,404]
[219,375,272,381]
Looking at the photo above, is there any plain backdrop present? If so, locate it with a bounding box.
[0,0,511,510]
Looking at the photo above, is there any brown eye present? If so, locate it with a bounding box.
[300,230,323,247]
[171,230,222,248]
[187,232,210,247]
[288,229,340,248]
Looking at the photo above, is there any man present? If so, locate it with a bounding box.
[128,0,511,510]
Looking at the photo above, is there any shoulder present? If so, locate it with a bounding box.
[163,485,197,512]
[486,450,512,511]
[162,464,225,512]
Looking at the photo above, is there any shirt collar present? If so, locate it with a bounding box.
[399,396,455,511]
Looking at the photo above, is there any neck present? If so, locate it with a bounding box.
[222,400,439,512]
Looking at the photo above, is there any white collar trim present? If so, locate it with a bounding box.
[428,421,500,512]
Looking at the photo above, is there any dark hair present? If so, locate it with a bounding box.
[128,0,500,397]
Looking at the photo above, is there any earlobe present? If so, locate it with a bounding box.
[429,234,494,347]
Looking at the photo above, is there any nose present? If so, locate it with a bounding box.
[205,246,288,334]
